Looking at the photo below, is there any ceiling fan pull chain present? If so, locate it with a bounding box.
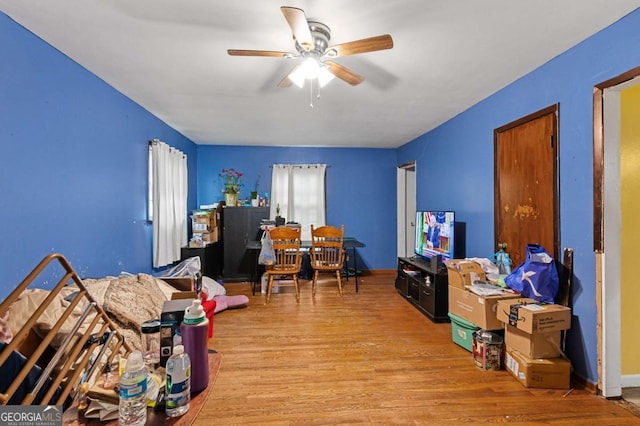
[309,78,314,108]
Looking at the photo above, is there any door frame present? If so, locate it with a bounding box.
[397,161,416,258]
[593,65,640,397]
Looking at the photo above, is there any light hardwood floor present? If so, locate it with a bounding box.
[197,272,640,425]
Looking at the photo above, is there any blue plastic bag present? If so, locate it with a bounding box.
[504,244,559,303]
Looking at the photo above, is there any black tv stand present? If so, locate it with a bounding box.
[395,257,449,323]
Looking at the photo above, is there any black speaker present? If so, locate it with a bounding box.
[454,221,467,258]
[430,254,442,272]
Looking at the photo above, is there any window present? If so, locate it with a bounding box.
[270,164,326,241]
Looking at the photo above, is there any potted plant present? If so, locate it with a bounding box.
[251,174,261,207]
[220,168,243,206]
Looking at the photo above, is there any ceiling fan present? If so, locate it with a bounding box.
[227,6,393,88]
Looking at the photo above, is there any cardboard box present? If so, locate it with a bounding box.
[194,228,219,243]
[192,210,218,231]
[505,324,562,359]
[208,228,220,242]
[448,285,519,330]
[445,259,486,288]
[496,298,571,334]
[192,214,211,232]
[160,297,195,367]
[192,221,210,232]
[505,348,571,389]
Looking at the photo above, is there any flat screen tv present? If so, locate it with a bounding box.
[414,211,458,261]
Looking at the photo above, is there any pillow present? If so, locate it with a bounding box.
[212,295,249,313]
[202,276,226,298]
[102,274,168,352]
[102,274,166,330]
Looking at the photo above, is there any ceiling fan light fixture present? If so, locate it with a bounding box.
[288,66,307,88]
[288,57,334,88]
[318,65,335,88]
[301,57,320,79]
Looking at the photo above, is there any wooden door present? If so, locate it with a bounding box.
[494,105,559,267]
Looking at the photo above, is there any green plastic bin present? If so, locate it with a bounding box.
[448,312,480,352]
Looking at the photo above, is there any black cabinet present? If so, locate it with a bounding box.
[180,243,222,279]
[221,206,269,282]
[395,257,449,323]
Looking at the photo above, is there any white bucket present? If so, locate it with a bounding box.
[261,273,280,293]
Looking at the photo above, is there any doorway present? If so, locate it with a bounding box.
[594,67,640,398]
[397,162,416,258]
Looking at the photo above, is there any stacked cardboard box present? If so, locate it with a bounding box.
[497,298,572,389]
[446,259,518,351]
[190,209,220,246]
[448,285,519,331]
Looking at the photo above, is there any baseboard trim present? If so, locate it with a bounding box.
[570,373,598,394]
[360,269,396,277]
[621,374,640,388]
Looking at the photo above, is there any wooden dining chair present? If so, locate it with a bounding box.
[310,225,345,296]
[265,226,302,304]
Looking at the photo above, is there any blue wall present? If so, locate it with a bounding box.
[0,13,198,296]
[398,9,640,383]
[196,145,397,272]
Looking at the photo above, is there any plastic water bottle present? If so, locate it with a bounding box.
[180,299,210,393]
[118,350,148,426]
[166,344,191,417]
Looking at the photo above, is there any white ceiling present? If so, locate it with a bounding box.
[1,1,638,148]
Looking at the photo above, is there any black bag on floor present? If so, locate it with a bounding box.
[299,251,313,279]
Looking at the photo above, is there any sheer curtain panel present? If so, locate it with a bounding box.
[150,140,188,268]
[270,164,326,241]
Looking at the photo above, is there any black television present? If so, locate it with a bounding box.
[414,211,464,262]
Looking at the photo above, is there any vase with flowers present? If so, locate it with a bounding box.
[220,168,243,206]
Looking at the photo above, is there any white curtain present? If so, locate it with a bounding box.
[150,140,188,268]
[270,164,326,241]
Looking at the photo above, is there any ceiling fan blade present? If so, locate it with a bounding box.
[325,60,364,86]
[326,34,393,57]
[281,6,313,51]
[227,49,292,58]
[277,65,300,88]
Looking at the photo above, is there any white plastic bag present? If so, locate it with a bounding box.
[258,232,275,265]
